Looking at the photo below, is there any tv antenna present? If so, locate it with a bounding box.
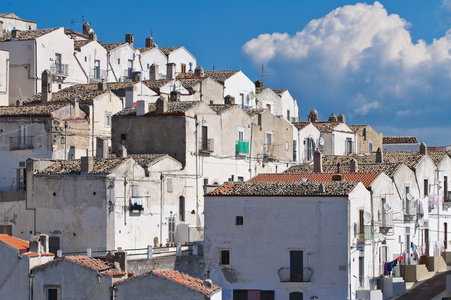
[260,64,271,86]
[71,14,85,31]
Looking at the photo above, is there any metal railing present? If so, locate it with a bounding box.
[278,267,313,283]
[51,63,69,77]
[89,68,107,82]
[199,138,214,153]
[380,213,393,229]
[10,136,33,150]
[236,140,249,154]
[358,224,373,241]
[264,144,275,158]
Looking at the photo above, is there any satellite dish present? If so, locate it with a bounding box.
[363,211,372,223]
[378,233,386,242]
[418,218,424,226]
[319,137,325,146]
[248,91,255,99]
[383,203,391,211]
[407,193,413,201]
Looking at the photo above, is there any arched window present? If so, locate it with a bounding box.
[289,292,303,300]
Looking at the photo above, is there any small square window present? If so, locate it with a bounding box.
[220,249,230,266]
[84,56,87,62]
[118,58,120,64]
[121,134,126,141]
[236,216,243,225]
[237,177,244,182]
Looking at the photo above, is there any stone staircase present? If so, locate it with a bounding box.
[402,256,447,282]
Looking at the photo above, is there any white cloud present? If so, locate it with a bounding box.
[443,0,451,12]
[242,1,451,145]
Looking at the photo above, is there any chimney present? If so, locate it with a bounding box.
[132,71,142,83]
[72,99,80,119]
[88,31,97,41]
[81,156,94,173]
[167,63,176,80]
[145,36,156,48]
[41,69,52,103]
[170,90,180,102]
[308,109,318,122]
[224,95,235,105]
[98,80,107,91]
[125,33,134,47]
[194,66,204,77]
[419,142,427,155]
[350,158,358,172]
[29,236,41,254]
[328,113,337,122]
[96,137,108,158]
[124,85,134,108]
[338,113,346,123]
[156,96,168,114]
[149,63,159,80]
[376,148,383,163]
[82,22,91,36]
[318,183,325,193]
[114,250,127,273]
[16,99,23,106]
[255,80,263,88]
[136,99,149,116]
[39,234,49,254]
[313,150,323,173]
[117,145,127,158]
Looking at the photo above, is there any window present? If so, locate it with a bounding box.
[49,236,60,256]
[405,186,410,210]
[240,93,245,107]
[118,58,120,65]
[290,250,303,282]
[293,140,297,161]
[84,56,87,62]
[266,104,271,112]
[346,138,354,154]
[445,223,448,249]
[445,176,448,202]
[304,137,314,161]
[45,286,60,300]
[105,113,111,127]
[238,176,244,182]
[236,216,243,225]
[132,184,139,197]
[168,216,175,243]
[287,110,290,120]
[0,225,12,235]
[289,292,303,300]
[17,168,26,191]
[368,141,373,153]
[220,249,230,266]
[233,290,275,300]
[179,196,185,222]
[285,142,289,151]
[121,134,126,141]
[167,179,173,193]
[181,63,186,74]
[359,209,364,236]
[266,133,272,145]
[424,179,429,197]
[238,130,244,142]
[94,59,100,79]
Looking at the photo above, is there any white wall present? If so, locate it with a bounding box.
[0,49,9,106]
[167,47,196,75]
[223,71,255,108]
[73,41,108,84]
[106,44,139,82]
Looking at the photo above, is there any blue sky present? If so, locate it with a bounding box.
[2,0,451,146]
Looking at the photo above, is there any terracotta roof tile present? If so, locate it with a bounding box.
[250,172,381,188]
[38,157,129,175]
[383,136,418,144]
[245,108,265,117]
[208,181,359,196]
[65,256,112,271]
[115,101,199,117]
[0,27,59,41]
[26,84,107,104]
[311,121,342,133]
[152,269,221,295]
[0,103,67,117]
[0,234,29,251]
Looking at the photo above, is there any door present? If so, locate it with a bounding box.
[202,126,208,151]
[290,250,303,282]
[168,216,175,243]
[94,59,100,79]
[55,53,62,74]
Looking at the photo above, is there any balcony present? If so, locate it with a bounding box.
[130,197,145,214]
[236,140,249,155]
[263,144,275,158]
[199,138,214,153]
[404,200,416,218]
[358,224,373,242]
[10,136,33,150]
[51,63,69,77]
[89,68,107,83]
[445,192,451,205]
[278,267,313,284]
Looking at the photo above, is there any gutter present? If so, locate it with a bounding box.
[87,273,101,300]
[73,52,89,83]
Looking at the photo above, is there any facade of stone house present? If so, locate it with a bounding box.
[0,13,37,34]
[349,124,383,154]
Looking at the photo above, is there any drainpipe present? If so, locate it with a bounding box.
[87,273,101,300]
[34,40,37,95]
[249,122,253,178]
[195,116,199,227]
[370,187,375,289]
[29,272,33,300]
[160,172,164,244]
[123,177,127,226]
[348,197,352,300]
[73,52,89,83]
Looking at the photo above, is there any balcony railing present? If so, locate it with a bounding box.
[236,140,249,154]
[51,63,69,77]
[89,68,107,82]
[199,138,214,153]
[380,213,393,229]
[445,191,451,203]
[278,267,313,283]
[263,144,275,158]
[404,199,416,216]
[10,136,33,150]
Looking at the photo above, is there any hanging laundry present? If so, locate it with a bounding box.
[422,197,429,220]
[411,242,416,251]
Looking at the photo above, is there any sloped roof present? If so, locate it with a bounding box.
[115,101,200,117]
[312,121,343,133]
[208,104,236,114]
[209,181,359,196]
[204,70,239,85]
[142,79,172,91]
[0,234,29,251]
[0,103,68,117]
[38,157,129,175]
[26,84,108,104]
[425,151,448,166]
[159,46,182,55]
[272,89,287,96]
[348,125,367,132]
[245,108,265,117]
[129,154,171,167]
[65,256,112,271]
[152,269,220,295]
[102,43,127,51]
[0,13,36,22]
[292,122,310,131]
[250,172,381,188]
[383,136,418,144]
[0,27,59,42]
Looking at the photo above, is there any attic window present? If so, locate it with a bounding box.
[121,134,126,141]
[236,216,243,225]
[84,56,87,62]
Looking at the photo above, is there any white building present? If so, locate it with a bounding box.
[383,136,420,152]
[73,39,108,84]
[204,180,372,300]
[0,13,36,34]
[0,48,9,106]
[160,46,196,75]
